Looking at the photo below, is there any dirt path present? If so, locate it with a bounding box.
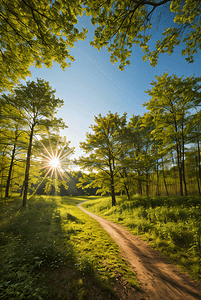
[78,204,201,300]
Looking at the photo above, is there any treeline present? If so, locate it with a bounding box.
[0,78,98,203]
[76,73,201,205]
[0,79,74,205]
[1,73,201,205]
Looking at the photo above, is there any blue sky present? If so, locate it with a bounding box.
[28,14,201,160]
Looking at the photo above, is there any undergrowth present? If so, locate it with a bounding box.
[0,195,139,300]
[82,195,201,280]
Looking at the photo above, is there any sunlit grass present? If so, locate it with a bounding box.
[0,195,139,300]
[82,195,201,280]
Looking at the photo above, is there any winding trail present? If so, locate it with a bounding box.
[78,204,201,300]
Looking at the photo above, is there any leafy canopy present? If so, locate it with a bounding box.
[83,0,201,70]
[0,0,87,92]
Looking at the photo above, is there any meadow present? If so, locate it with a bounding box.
[82,195,201,280]
[0,195,138,300]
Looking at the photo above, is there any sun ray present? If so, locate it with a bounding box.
[32,136,74,196]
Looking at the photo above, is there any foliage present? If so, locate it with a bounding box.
[0,195,139,299]
[83,0,201,70]
[1,0,201,92]
[76,112,128,206]
[0,0,87,92]
[144,72,201,196]
[0,78,67,206]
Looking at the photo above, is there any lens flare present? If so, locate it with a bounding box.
[48,157,61,170]
[32,137,74,196]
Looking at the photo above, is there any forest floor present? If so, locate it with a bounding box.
[78,204,201,300]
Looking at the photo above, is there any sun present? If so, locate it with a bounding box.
[49,157,60,169]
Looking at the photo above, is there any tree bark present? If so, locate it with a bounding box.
[110,173,116,206]
[176,144,183,196]
[161,157,169,196]
[5,144,16,198]
[146,171,149,197]
[198,139,201,192]
[156,160,160,196]
[181,124,187,196]
[23,123,34,207]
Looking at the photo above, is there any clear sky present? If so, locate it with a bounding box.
[27,14,201,160]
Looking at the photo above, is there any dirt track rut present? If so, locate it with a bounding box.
[78,204,201,300]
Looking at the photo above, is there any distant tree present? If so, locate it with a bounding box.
[1,78,66,206]
[0,98,28,198]
[84,0,201,69]
[0,0,87,92]
[144,72,201,196]
[76,112,128,206]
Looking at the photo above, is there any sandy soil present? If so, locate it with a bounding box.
[78,204,201,300]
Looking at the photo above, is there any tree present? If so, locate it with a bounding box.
[0,0,87,92]
[1,78,66,206]
[76,112,127,206]
[84,0,201,70]
[0,98,28,198]
[144,72,201,196]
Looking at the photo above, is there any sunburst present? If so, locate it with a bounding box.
[33,137,74,195]
[41,146,65,179]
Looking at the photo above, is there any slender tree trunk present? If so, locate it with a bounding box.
[109,157,116,206]
[137,170,142,195]
[110,173,116,206]
[161,157,169,196]
[156,160,160,196]
[198,139,201,191]
[124,184,130,199]
[23,124,34,207]
[120,169,130,199]
[181,132,187,196]
[176,144,183,196]
[182,159,187,196]
[171,151,177,194]
[146,171,149,197]
[195,155,201,195]
[5,144,16,198]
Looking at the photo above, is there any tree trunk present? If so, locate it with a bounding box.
[195,155,201,195]
[137,170,142,195]
[146,171,149,197]
[198,139,201,192]
[23,124,34,207]
[120,169,130,199]
[176,144,183,196]
[111,174,116,206]
[161,157,169,196]
[181,133,187,196]
[5,144,16,198]
[156,160,160,196]
[171,151,178,194]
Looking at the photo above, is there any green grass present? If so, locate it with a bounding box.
[0,195,139,300]
[82,195,201,281]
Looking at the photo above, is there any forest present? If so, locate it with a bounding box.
[0,73,200,206]
[1,1,201,299]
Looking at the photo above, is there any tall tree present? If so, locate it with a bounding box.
[0,0,87,92]
[1,78,66,206]
[144,72,201,196]
[76,112,127,206]
[0,98,27,197]
[84,0,201,69]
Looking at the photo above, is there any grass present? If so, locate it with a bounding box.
[0,194,139,300]
[82,195,201,281]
